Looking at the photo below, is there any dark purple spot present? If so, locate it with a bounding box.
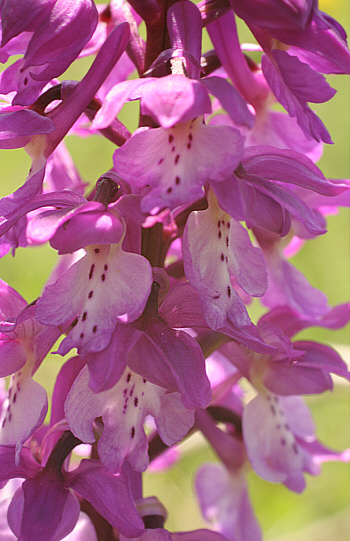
[123,388,127,396]
[225,256,228,263]
[89,264,95,279]
[221,253,225,261]
[93,325,97,333]
[24,78,28,85]
[227,286,231,298]
[80,333,84,339]
[104,264,108,271]
[101,274,106,282]
[167,187,172,193]
[88,291,93,299]
[13,393,17,403]
[293,443,299,454]
[280,438,286,446]
[218,231,222,239]
[226,236,229,247]
[134,397,139,407]
[174,154,180,165]
[158,157,164,165]
[8,388,12,399]
[2,419,5,428]
[130,386,134,397]
[227,222,231,229]
[187,142,191,149]
[8,413,12,422]
[175,176,180,185]
[284,424,290,431]
[213,294,220,299]
[127,373,132,383]
[94,248,100,254]
[168,134,174,143]
[218,220,221,228]
[131,426,135,439]
[171,146,175,152]
[188,133,193,141]
[82,312,87,321]
[143,378,147,384]
[270,405,276,416]
[71,318,78,327]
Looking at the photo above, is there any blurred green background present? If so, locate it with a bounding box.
[0,0,349,539]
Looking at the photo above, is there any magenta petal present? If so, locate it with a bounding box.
[84,323,136,393]
[243,393,308,492]
[140,76,212,128]
[0,110,55,149]
[262,363,333,395]
[45,22,130,155]
[183,201,260,331]
[167,1,202,78]
[261,53,332,143]
[36,244,152,355]
[50,208,124,254]
[129,324,211,409]
[211,176,289,235]
[271,49,336,104]
[270,11,350,75]
[300,439,350,465]
[156,392,195,447]
[0,0,50,46]
[66,460,144,537]
[242,145,343,196]
[0,341,27,377]
[0,280,27,321]
[22,1,98,77]
[207,11,268,109]
[91,78,150,130]
[11,0,98,106]
[160,283,275,355]
[27,201,95,245]
[260,303,350,337]
[50,356,86,427]
[240,172,326,235]
[0,191,86,240]
[246,110,324,162]
[113,120,244,211]
[19,472,71,541]
[292,341,350,380]
[12,489,80,541]
[229,0,314,31]
[0,447,41,485]
[262,257,329,318]
[0,378,48,463]
[195,463,262,541]
[201,76,254,128]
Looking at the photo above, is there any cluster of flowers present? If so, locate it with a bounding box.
[0,0,349,539]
